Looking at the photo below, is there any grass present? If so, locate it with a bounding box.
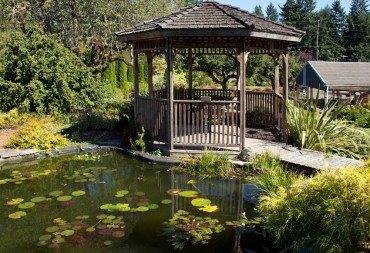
[249,152,305,195]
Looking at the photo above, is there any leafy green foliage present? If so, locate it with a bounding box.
[180,152,234,178]
[0,28,112,114]
[6,118,69,151]
[257,167,370,253]
[286,100,370,159]
[0,109,30,127]
[337,105,370,128]
[130,127,146,152]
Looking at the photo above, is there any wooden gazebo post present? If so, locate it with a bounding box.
[239,39,246,149]
[166,38,174,151]
[282,52,289,141]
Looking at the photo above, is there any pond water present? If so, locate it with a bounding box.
[0,151,273,253]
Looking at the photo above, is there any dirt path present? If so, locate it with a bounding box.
[0,128,17,149]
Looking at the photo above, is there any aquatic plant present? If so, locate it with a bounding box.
[180,152,234,178]
[0,169,57,186]
[161,210,225,250]
[226,212,263,234]
[37,214,127,248]
[257,167,370,253]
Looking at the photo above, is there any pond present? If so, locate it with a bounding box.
[0,151,273,253]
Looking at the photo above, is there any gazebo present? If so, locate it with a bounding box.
[115,1,305,156]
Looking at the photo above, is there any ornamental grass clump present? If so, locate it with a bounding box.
[181,152,233,178]
[6,117,69,151]
[257,167,370,253]
[286,99,370,159]
[252,153,305,195]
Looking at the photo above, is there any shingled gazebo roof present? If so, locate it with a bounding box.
[116,1,305,42]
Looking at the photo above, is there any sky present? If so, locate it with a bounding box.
[217,0,352,14]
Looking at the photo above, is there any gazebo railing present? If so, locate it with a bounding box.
[135,96,168,141]
[173,100,240,147]
[137,90,286,145]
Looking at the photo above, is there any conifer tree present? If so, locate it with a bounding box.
[266,2,279,21]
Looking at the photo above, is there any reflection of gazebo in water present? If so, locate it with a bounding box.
[116,1,305,156]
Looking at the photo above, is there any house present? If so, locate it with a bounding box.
[296,61,370,104]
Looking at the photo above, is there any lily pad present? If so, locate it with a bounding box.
[0,179,8,184]
[115,190,129,197]
[148,204,159,209]
[136,206,149,212]
[52,237,65,244]
[178,190,198,198]
[75,215,89,220]
[97,214,107,220]
[166,189,181,196]
[100,204,113,210]
[8,211,27,219]
[104,240,113,246]
[45,226,59,233]
[6,198,24,205]
[61,229,75,237]
[191,198,211,207]
[18,202,35,209]
[71,190,86,197]
[199,205,219,213]
[57,196,73,202]
[74,179,88,183]
[98,229,111,235]
[112,230,125,238]
[39,234,52,241]
[49,191,63,197]
[86,227,95,232]
[161,199,172,204]
[31,196,47,203]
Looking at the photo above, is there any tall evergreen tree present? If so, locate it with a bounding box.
[266,2,279,21]
[280,0,299,26]
[254,5,264,17]
[345,0,370,61]
[329,0,346,61]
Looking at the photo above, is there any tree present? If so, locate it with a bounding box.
[193,55,237,90]
[0,28,112,114]
[254,5,264,17]
[280,0,299,26]
[266,3,279,21]
[344,0,370,61]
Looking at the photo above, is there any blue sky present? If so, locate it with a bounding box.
[217,0,352,14]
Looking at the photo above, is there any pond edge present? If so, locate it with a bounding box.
[0,145,181,170]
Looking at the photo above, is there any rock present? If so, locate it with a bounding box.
[237,148,252,162]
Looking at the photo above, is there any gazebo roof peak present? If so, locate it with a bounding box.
[116,1,305,42]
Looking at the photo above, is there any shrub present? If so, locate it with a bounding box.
[337,105,370,128]
[180,152,234,178]
[0,28,112,114]
[257,167,370,253]
[286,100,369,159]
[0,109,31,127]
[6,118,69,150]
